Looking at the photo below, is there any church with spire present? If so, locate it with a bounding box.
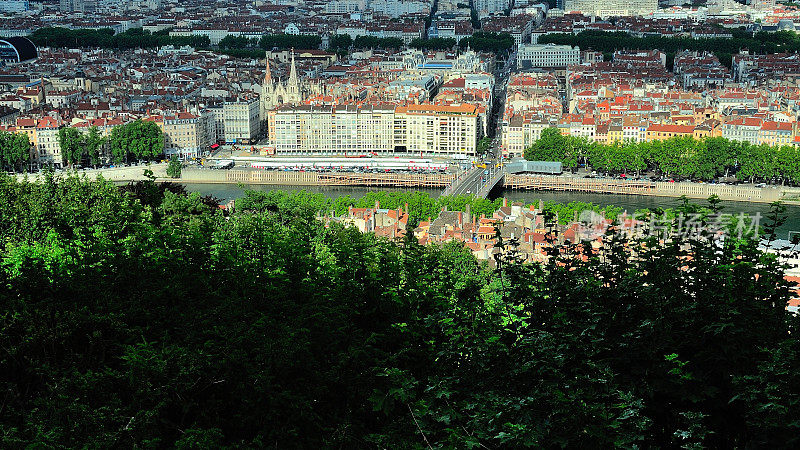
[260,51,317,123]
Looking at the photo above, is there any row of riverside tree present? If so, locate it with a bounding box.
[1,120,168,171]
[163,31,510,55]
[538,29,800,68]
[524,127,800,184]
[108,120,165,163]
[0,174,797,447]
[28,28,325,54]
[29,27,210,49]
[459,31,515,53]
[56,120,165,167]
[57,126,105,167]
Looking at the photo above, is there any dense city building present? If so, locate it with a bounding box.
[0,0,799,167]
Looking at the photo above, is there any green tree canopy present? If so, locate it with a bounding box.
[524,127,588,170]
[53,125,109,169]
[328,34,353,53]
[109,120,164,163]
[352,35,404,49]
[524,128,800,183]
[0,130,30,172]
[259,34,321,50]
[0,175,797,447]
[166,155,182,178]
[29,27,210,49]
[459,31,515,53]
[58,127,84,166]
[218,35,258,50]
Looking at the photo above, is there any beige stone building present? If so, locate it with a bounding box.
[394,104,480,155]
[159,112,211,159]
[35,117,63,168]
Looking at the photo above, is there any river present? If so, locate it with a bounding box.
[181,183,800,239]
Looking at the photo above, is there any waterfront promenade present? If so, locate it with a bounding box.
[13,163,169,182]
[504,174,799,204]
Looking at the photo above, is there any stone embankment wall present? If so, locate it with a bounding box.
[180,168,319,185]
[179,169,455,188]
[504,174,800,204]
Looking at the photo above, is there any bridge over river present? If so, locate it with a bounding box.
[438,166,798,204]
[441,166,505,199]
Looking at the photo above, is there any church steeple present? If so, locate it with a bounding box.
[288,49,298,86]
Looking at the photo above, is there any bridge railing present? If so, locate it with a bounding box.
[442,167,480,197]
[477,168,505,199]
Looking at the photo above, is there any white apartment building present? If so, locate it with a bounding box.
[474,0,511,15]
[60,0,97,13]
[324,0,366,14]
[205,106,225,144]
[370,0,431,18]
[517,43,580,69]
[268,103,480,156]
[223,97,260,144]
[463,73,495,90]
[563,0,657,17]
[269,105,396,154]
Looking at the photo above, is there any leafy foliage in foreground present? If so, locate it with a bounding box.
[0,174,798,447]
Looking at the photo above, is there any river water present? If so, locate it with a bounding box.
[182,183,800,239]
